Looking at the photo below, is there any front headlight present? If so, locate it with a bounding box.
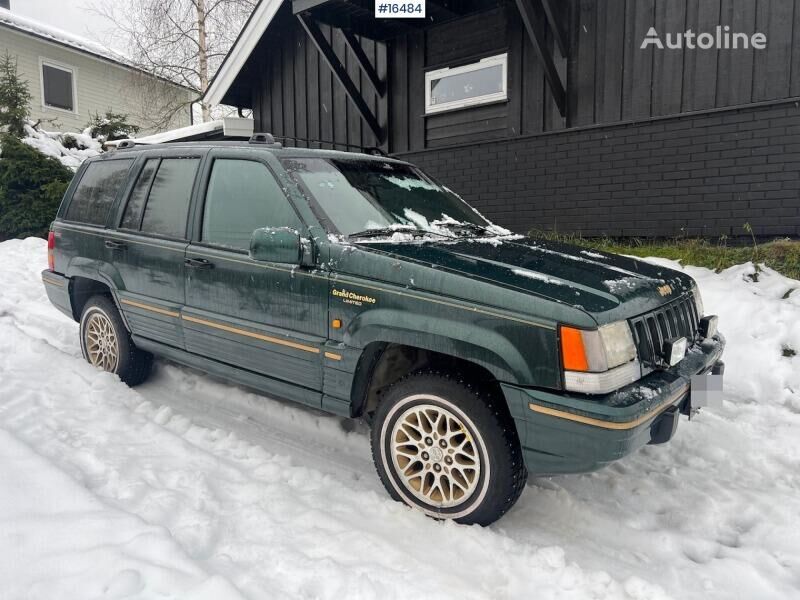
[560,322,640,394]
[693,285,704,317]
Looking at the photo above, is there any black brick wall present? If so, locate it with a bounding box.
[395,100,800,238]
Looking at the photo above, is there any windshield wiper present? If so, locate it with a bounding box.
[432,221,494,237]
[347,226,425,240]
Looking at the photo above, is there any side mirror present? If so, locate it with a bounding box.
[249,227,303,264]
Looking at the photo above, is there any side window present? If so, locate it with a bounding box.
[120,159,159,230]
[202,159,300,250]
[140,158,200,239]
[65,159,133,225]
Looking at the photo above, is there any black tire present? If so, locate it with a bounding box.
[79,295,153,386]
[371,371,527,526]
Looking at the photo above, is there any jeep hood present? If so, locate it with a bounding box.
[354,237,694,317]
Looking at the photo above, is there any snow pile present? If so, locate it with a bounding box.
[1,237,799,599]
[20,122,103,169]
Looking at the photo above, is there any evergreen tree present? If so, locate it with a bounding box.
[0,134,73,241]
[0,52,32,138]
[86,110,141,142]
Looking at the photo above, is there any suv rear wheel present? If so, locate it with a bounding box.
[371,372,527,526]
[79,295,153,386]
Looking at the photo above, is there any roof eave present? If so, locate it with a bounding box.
[204,0,285,107]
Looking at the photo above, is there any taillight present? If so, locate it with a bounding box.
[47,231,55,271]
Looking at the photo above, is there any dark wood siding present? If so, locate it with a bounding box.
[250,4,388,150]
[246,0,800,154]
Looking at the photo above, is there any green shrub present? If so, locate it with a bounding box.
[85,110,140,142]
[0,134,73,241]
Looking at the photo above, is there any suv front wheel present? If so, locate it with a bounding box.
[79,295,153,386]
[371,372,527,526]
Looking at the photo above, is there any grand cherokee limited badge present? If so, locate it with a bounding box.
[657,284,673,297]
[332,288,377,306]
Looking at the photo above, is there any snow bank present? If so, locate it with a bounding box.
[20,123,103,169]
[1,238,799,599]
[0,429,245,600]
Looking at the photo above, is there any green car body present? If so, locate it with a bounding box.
[42,141,725,482]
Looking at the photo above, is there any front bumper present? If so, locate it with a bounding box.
[502,333,725,475]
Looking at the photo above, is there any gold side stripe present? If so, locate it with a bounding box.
[324,352,342,361]
[528,385,689,430]
[181,314,320,354]
[120,299,180,318]
[42,277,64,287]
[56,224,554,330]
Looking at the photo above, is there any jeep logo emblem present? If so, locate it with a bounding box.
[657,284,673,297]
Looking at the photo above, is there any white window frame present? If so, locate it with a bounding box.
[424,53,508,115]
[39,58,78,115]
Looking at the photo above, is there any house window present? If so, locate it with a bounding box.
[425,53,508,114]
[41,61,76,112]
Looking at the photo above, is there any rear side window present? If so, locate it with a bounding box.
[120,159,158,230]
[202,159,300,250]
[139,158,200,239]
[66,159,133,225]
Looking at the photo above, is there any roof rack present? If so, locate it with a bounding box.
[249,133,282,147]
[116,139,136,150]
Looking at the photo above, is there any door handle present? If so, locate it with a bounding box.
[185,257,214,269]
[105,239,125,250]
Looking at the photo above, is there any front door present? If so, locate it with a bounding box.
[182,150,328,405]
[111,153,202,349]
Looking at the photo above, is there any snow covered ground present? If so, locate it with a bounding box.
[1,237,799,600]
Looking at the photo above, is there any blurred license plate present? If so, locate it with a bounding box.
[690,373,723,408]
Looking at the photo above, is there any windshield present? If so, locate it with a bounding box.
[280,157,500,238]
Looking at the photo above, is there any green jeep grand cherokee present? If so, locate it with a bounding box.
[42,136,725,525]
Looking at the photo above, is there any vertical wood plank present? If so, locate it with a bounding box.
[376,40,389,152]
[753,0,794,101]
[346,37,363,148]
[717,0,756,106]
[306,26,320,147]
[595,0,625,123]
[521,25,545,134]
[570,0,597,126]
[622,0,655,120]
[294,27,308,147]
[507,8,523,137]
[389,36,409,153]
[332,28,348,149]
[408,30,426,150]
[319,24,334,148]
[651,0,686,115]
[681,0,720,111]
[282,26,296,142]
[271,30,284,138]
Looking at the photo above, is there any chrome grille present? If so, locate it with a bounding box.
[629,293,700,367]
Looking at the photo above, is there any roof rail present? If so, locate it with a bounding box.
[116,139,136,150]
[249,133,281,147]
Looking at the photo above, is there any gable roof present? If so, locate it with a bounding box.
[0,9,195,92]
[203,0,284,107]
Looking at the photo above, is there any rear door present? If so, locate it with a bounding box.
[110,150,204,349]
[182,149,328,406]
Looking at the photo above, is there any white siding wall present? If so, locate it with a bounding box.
[0,26,194,134]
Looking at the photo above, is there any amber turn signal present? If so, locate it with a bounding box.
[560,326,589,372]
[331,319,342,329]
